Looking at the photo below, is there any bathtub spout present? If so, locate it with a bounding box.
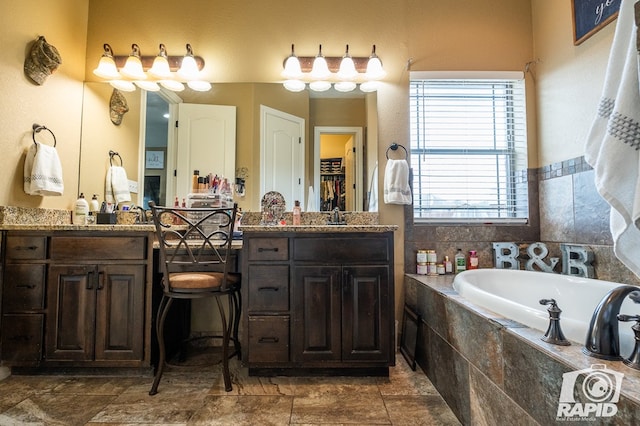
[583,285,639,360]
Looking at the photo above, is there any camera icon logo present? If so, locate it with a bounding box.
[557,364,624,419]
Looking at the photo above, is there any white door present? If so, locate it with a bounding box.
[175,104,236,198]
[344,136,355,211]
[260,105,305,209]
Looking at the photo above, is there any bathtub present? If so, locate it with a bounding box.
[452,269,640,357]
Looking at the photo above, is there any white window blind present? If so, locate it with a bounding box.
[410,77,529,222]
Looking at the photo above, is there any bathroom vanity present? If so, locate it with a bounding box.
[0,227,154,370]
[241,226,396,375]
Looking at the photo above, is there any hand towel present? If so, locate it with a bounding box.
[307,186,316,211]
[383,159,411,205]
[584,0,640,276]
[23,142,64,196]
[368,162,378,211]
[105,166,131,204]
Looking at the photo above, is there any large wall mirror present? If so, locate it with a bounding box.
[79,82,378,213]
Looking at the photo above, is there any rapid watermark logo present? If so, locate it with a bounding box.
[557,364,624,420]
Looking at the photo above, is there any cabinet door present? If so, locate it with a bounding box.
[46,265,97,361]
[95,265,145,361]
[292,266,341,362]
[342,266,391,361]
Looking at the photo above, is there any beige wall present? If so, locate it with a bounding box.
[0,0,88,210]
[532,0,614,166]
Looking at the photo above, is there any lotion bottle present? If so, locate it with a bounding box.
[74,193,89,225]
[292,200,302,225]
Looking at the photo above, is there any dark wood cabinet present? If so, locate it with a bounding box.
[1,231,152,370]
[242,230,394,375]
[46,264,145,364]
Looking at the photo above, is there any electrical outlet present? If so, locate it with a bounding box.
[128,180,138,193]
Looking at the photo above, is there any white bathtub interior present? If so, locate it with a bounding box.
[453,269,639,357]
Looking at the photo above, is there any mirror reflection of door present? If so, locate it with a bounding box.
[260,105,306,210]
[142,92,170,208]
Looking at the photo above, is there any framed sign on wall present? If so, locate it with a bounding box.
[572,0,621,45]
[145,149,165,169]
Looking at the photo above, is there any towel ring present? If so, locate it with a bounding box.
[109,150,123,166]
[386,143,407,160]
[32,123,56,148]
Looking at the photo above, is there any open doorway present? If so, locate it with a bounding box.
[314,126,363,211]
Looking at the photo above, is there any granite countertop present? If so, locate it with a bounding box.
[238,210,397,232]
[239,224,398,233]
[0,224,155,232]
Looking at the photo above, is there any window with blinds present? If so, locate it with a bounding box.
[410,76,528,223]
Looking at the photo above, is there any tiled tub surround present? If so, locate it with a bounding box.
[406,156,640,285]
[404,274,640,425]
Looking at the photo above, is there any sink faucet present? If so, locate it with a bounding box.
[583,285,640,360]
[332,207,340,224]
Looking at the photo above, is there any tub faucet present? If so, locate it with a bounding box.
[583,285,640,360]
[539,299,570,346]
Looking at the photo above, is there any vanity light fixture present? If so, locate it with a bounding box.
[281,44,386,93]
[92,42,209,92]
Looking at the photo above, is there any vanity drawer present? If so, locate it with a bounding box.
[248,265,289,312]
[294,236,391,263]
[5,235,47,260]
[50,236,146,260]
[247,237,288,261]
[248,315,289,363]
[1,314,44,366]
[2,264,46,311]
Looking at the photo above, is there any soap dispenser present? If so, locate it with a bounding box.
[89,194,100,213]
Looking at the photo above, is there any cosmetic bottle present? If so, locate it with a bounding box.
[89,194,100,213]
[454,248,466,273]
[468,250,479,270]
[293,200,302,225]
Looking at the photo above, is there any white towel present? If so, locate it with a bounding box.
[307,186,316,211]
[383,159,411,205]
[585,0,640,276]
[105,166,131,204]
[23,142,64,196]
[368,162,378,211]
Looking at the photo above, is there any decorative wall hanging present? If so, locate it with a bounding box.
[24,36,62,85]
[572,0,621,45]
[109,88,129,125]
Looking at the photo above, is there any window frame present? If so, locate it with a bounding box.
[409,71,529,224]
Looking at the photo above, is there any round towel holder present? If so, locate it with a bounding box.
[386,143,407,160]
[32,123,56,148]
[109,150,123,166]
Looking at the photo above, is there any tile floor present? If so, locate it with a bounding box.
[0,354,460,425]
